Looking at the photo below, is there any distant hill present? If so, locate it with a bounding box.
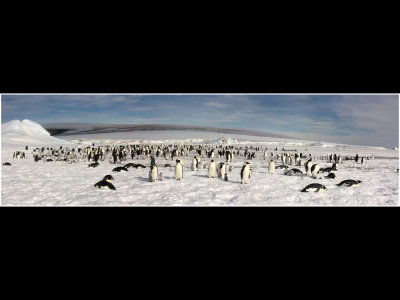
[43,123,289,139]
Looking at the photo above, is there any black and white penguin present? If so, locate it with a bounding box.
[218,162,226,178]
[124,163,136,168]
[311,164,320,177]
[135,164,146,169]
[241,162,250,184]
[337,180,362,187]
[305,159,313,176]
[319,167,332,173]
[268,160,275,174]
[275,164,287,169]
[3,162,11,166]
[229,165,233,172]
[149,164,158,182]
[191,157,198,171]
[301,183,327,192]
[164,164,172,168]
[289,168,303,174]
[88,162,100,168]
[324,173,336,179]
[113,166,128,172]
[175,159,183,181]
[208,160,216,178]
[331,162,338,171]
[103,175,115,182]
[224,172,228,181]
[94,180,116,190]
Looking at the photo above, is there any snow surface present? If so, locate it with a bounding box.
[1,121,399,206]
[2,119,73,146]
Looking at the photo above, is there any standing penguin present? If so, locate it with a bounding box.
[305,159,313,176]
[218,162,226,178]
[224,172,228,181]
[191,156,198,171]
[158,171,164,181]
[149,164,158,182]
[311,164,320,177]
[150,155,156,168]
[175,159,183,181]
[241,162,250,184]
[208,160,216,178]
[268,159,275,174]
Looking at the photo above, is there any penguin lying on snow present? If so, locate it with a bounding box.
[337,180,362,187]
[135,164,146,169]
[113,166,128,172]
[301,183,327,192]
[124,163,136,168]
[3,162,11,166]
[324,173,336,179]
[88,162,99,168]
[94,180,116,190]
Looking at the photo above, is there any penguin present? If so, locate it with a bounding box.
[113,166,128,172]
[88,162,100,168]
[208,160,216,178]
[275,164,288,169]
[198,162,203,170]
[149,164,158,182]
[164,164,172,168]
[135,164,146,169]
[175,159,183,181]
[150,155,156,168]
[158,171,164,181]
[3,162,11,166]
[103,175,114,182]
[337,180,362,187]
[94,180,116,190]
[305,159,313,176]
[324,172,336,179]
[229,165,233,172]
[218,162,226,178]
[124,163,136,168]
[289,168,303,174]
[331,162,338,171]
[268,160,275,174]
[301,183,327,192]
[241,162,250,184]
[319,167,332,173]
[191,157,197,171]
[311,164,320,177]
[224,172,228,181]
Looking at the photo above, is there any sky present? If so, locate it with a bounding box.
[1,94,399,148]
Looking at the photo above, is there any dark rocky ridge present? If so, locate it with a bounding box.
[43,123,288,139]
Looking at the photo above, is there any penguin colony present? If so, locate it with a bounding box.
[5,143,381,194]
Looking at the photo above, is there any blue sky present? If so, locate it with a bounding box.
[1,94,399,148]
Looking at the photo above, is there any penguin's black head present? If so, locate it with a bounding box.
[357,180,362,184]
[322,185,327,190]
